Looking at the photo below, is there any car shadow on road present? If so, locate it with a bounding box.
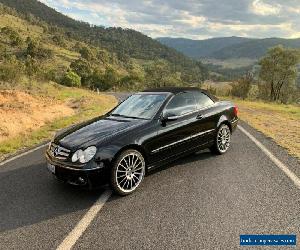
[108,149,214,203]
[0,162,105,233]
[147,149,214,176]
[0,149,214,232]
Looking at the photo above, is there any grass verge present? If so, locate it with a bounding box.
[224,97,300,159]
[0,83,117,160]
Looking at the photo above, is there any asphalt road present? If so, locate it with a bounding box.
[0,93,299,249]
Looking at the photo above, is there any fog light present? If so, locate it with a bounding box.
[78,177,86,185]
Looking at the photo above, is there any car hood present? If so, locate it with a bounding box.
[54,116,147,149]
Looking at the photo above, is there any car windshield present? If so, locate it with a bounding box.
[111,94,167,120]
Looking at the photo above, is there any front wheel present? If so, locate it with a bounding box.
[110,149,146,196]
[210,124,231,155]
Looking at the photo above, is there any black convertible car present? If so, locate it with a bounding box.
[45,87,238,195]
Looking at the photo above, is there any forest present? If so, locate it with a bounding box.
[0,0,208,91]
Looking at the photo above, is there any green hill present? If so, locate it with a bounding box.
[0,0,208,90]
[0,0,207,89]
[158,36,300,80]
[157,36,300,60]
[210,38,300,59]
[157,37,252,59]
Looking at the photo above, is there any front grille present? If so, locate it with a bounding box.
[49,142,71,160]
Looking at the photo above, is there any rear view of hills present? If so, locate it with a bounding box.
[158,36,300,80]
[157,36,300,60]
[0,0,207,90]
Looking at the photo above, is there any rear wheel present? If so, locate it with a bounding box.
[210,124,231,155]
[110,149,146,196]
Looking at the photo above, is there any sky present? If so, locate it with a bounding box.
[39,0,300,40]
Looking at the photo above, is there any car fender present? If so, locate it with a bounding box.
[94,142,148,170]
[216,114,232,131]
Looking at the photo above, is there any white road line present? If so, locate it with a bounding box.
[238,125,300,189]
[56,190,112,250]
[0,143,49,167]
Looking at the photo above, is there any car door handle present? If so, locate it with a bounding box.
[196,114,203,120]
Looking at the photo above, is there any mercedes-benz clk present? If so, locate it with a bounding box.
[45,87,238,195]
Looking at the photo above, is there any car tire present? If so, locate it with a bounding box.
[210,124,231,155]
[110,149,146,196]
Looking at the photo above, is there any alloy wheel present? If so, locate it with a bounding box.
[217,125,231,153]
[115,152,145,193]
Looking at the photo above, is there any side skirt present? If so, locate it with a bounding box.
[147,140,214,172]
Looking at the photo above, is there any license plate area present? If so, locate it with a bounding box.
[47,163,56,174]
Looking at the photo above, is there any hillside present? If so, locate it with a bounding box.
[158,36,300,80]
[157,36,300,60]
[0,0,207,85]
[157,37,252,59]
[211,38,300,59]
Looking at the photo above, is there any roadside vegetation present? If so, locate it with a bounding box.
[0,82,117,160]
[203,46,300,159]
[230,98,299,159]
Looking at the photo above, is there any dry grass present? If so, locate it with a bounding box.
[227,98,300,159]
[0,14,43,38]
[0,83,117,159]
[0,90,75,142]
[201,58,256,69]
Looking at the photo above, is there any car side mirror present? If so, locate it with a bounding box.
[161,112,178,122]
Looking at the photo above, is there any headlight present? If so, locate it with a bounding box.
[71,146,97,163]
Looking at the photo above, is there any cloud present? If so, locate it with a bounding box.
[251,0,281,16]
[39,0,300,39]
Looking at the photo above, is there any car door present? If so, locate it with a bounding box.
[150,91,198,162]
[189,91,218,146]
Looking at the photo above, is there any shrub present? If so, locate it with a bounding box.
[61,71,81,87]
[25,55,39,77]
[42,68,59,82]
[102,67,119,88]
[206,86,217,95]
[70,58,92,83]
[0,56,23,84]
[26,37,53,59]
[231,73,253,99]
[86,70,113,91]
[79,46,94,60]
[1,26,23,47]
[52,35,65,46]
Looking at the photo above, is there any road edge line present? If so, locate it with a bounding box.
[238,125,300,189]
[56,189,112,250]
[0,143,49,166]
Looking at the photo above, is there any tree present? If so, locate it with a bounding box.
[26,37,53,59]
[145,59,172,87]
[258,46,300,102]
[61,71,81,87]
[231,72,253,99]
[26,37,38,57]
[90,70,111,91]
[181,61,208,85]
[70,58,92,85]
[25,55,39,78]
[79,46,94,60]
[102,67,119,89]
[120,74,141,90]
[96,49,110,64]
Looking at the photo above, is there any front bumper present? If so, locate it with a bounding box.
[45,151,109,188]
